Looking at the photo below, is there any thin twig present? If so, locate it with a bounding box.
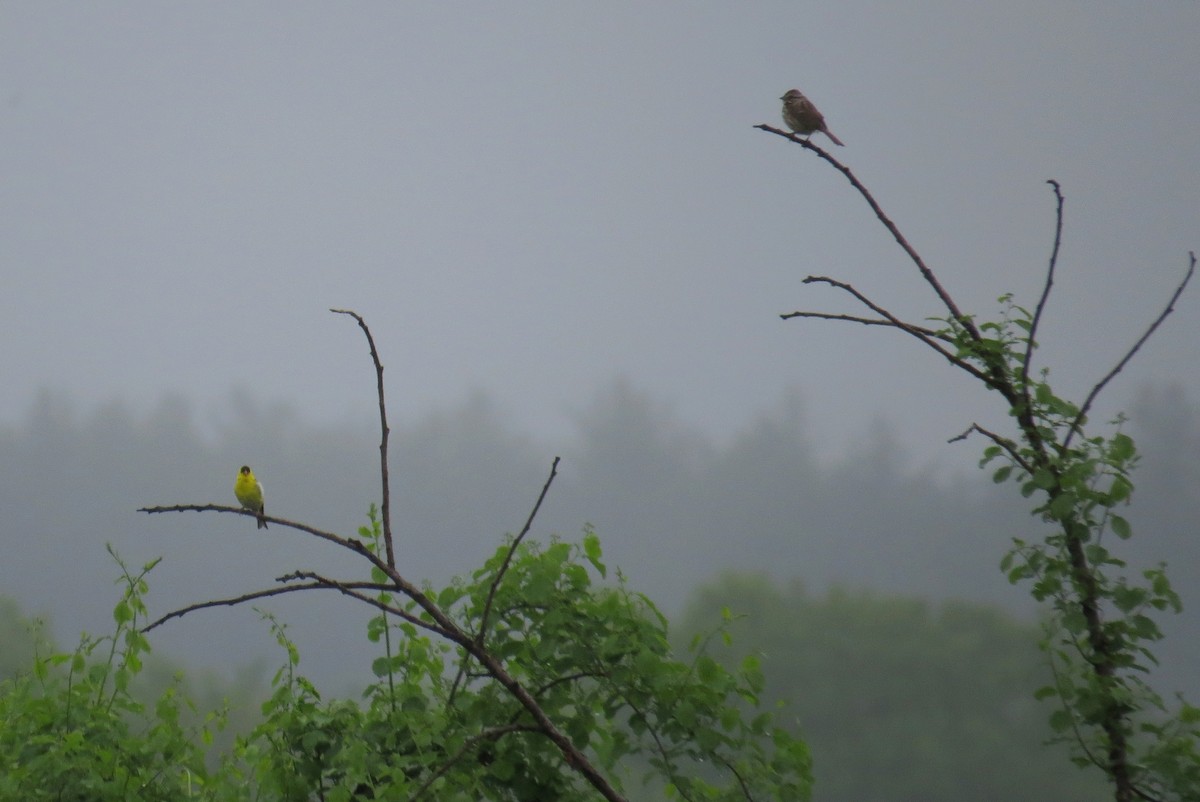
[331,308,396,569]
[477,457,561,644]
[1022,180,1065,389]
[779,310,944,338]
[1062,251,1196,450]
[449,457,561,705]
[947,423,1035,476]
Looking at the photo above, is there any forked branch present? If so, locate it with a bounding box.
[139,316,628,802]
[755,123,977,337]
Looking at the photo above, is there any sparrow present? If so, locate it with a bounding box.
[780,89,844,146]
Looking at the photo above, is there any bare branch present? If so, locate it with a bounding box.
[143,583,315,633]
[948,423,1035,476]
[790,276,995,385]
[450,457,561,707]
[331,308,396,569]
[139,503,383,565]
[1063,251,1196,450]
[756,123,979,340]
[138,502,271,527]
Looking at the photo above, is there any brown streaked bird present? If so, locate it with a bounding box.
[780,88,844,146]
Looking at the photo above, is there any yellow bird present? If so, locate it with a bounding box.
[234,465,268,529]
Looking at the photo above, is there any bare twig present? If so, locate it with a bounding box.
[779,310,943,338]
[1062,251,1196,450]
[331,308,396,569]
[1022,180,1065,389]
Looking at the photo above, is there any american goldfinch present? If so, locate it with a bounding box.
[234,465,268,529]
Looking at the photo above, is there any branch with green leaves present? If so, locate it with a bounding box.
[759,122,1198,802]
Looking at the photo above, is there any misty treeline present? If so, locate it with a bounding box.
[4,379,1199,637]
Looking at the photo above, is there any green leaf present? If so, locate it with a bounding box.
[1048,491,1076,520]
[1112,586,1146,613]
[1107,475,1133,504]
[1109,515,1132,539]
[1109,432,1135,461]
[583,530,607,578]
[112,599,132,624]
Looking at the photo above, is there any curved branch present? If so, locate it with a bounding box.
[139,503,382,564]
[331,308,395,569]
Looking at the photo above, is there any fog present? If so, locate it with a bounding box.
[2,4,1197,693]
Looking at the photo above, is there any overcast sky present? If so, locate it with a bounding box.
[3,3,1198,468]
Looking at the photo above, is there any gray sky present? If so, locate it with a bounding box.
[3,3,1198,466]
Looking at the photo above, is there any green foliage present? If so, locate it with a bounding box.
[678,573,1108,802]
[224,527,811,800]
[0,596,51,682]
[1,530,812,801]
[0,546,214,801]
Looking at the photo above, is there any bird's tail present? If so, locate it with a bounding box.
[824,128,845,147]
[257,509,268,530]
